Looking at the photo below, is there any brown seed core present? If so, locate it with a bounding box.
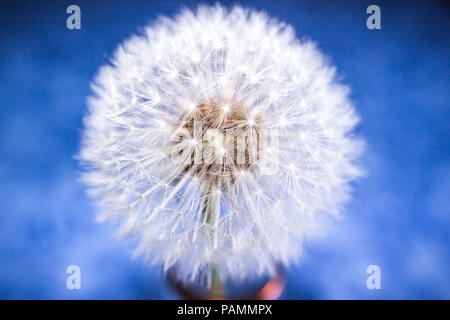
[168,100,263,187]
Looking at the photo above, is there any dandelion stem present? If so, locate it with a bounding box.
[210,264,222,298]
[202,177,223,298]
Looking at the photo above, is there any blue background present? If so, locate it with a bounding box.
[0,0,448,299]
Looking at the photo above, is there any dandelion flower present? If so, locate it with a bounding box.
[79,5,363,284]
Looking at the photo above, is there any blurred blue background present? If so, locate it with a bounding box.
[0,0,448,299]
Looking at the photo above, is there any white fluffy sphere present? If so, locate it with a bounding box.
[79,5,363,283]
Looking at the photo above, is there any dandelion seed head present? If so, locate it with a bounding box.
[79,5,363,283]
